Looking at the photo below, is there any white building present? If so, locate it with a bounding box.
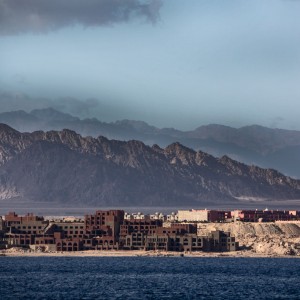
[177,209,210,222]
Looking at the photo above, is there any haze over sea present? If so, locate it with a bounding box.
[1,257,300,299]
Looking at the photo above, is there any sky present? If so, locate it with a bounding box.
[0,0,300,130]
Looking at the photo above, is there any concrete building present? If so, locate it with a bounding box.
[85,210,124,238]
[123,232,146,250]
[0,217,5,249]
[0,210,238,253]
[231,209,298,222]
[4,212,48,235]
[120,219,162,237]
[120,218,162,249]
[178,209,231,222]
[167,212,178,222]
[144,234,207,252]
[124,212,147,220]
[47,221,86,238]
[150,212,166,221]
[207,231,238,252]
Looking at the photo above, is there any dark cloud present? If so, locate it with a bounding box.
[0,0,162,35]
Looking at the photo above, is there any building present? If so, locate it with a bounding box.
[85,210,124,238]
[166,212,178,222]
[4,212,48,235]
[231,209,298,222]
[0,210,239,253]
[120,218,162,249]
[3,212,50,248]
[206,230,238,252]
[178,209,231,222]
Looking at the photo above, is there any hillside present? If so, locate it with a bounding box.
[1,108,300,177]
[197,222,300,256]
[0,124,300,206]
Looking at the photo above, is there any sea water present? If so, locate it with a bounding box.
[0,257,300,299]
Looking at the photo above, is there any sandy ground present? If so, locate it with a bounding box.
[1,249,299,258]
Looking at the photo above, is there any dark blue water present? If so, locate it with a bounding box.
[0,257,300,299]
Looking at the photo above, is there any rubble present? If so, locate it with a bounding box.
[197,222,300,256]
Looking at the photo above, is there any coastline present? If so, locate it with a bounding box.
[1,249,300,258]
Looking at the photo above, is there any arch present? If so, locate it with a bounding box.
[62,242,67,251]
[73,243,78,251]
[56,242,62,251]
[68,242,73,251]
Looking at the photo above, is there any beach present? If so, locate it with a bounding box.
[2,248,299,258]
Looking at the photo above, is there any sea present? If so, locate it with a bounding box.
[0,257,300,299]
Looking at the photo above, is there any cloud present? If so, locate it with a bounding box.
[0,90,138,121]
[0,0,162,35]
[270,116,284,129]
[12,74,28,85]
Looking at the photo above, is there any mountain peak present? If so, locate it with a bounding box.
[165,142,195,153]
[0,123,21,139]
[30,108,79,122]
[114,119,157,132]
[1,107,300,177]
[0,127,300,205]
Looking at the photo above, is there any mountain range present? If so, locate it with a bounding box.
[0,123,300,207]
[1,108,300,178]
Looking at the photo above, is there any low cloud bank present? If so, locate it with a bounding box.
[0,0,162,35]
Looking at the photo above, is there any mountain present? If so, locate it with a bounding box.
[0,124,300,207]
[1,108,300,177]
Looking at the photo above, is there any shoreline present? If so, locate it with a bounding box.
[1,249,300,258]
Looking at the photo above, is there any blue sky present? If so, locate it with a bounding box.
[0,0,300,130]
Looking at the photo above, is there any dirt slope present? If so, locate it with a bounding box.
[197,222,300,256]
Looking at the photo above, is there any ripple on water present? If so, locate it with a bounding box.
[0,257,300,299]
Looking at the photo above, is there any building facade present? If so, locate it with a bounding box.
[0,210,238,252]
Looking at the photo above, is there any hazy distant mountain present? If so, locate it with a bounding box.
[0,124,300,206]
[1,108,300,178]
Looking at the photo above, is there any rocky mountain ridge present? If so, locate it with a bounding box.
[1,108,300,177]
[1,124,300,206]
